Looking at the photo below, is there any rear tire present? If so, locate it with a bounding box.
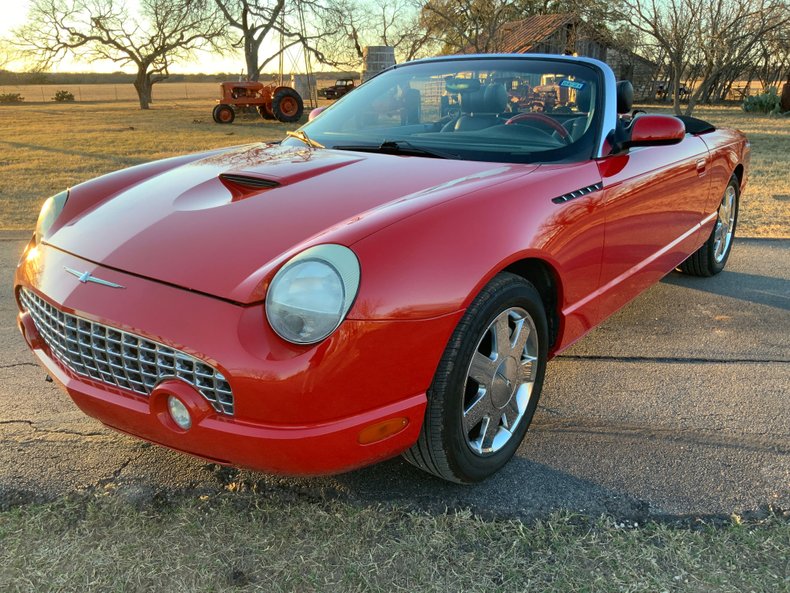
[272,88,304,123]
[403,273,548,483]
[214,104,235,124]
[679,174,739,276]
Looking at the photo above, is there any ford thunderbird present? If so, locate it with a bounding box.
[15,54,749,483]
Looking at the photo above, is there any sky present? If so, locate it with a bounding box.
[0,0,301,74]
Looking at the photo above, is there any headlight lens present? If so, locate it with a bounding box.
[266,244,360,344]
[34,190,69,244]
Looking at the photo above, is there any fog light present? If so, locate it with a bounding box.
[167,396,191,430]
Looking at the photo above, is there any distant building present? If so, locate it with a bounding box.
[472,13,658,100]
[493,14,607,61]
[607,48,659,100]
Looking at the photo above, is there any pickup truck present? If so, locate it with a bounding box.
[322,78,356,100]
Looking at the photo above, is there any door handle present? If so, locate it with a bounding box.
[696,158,707,175]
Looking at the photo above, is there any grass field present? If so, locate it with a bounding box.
[0,82,222,102]
[0,493,787,592]
[0,98,788,236]
[1,98,788,590]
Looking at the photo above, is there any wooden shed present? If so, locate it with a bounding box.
[607,48,659,100]
[494,14,607,61]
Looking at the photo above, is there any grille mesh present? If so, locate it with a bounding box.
[19,288,234,415]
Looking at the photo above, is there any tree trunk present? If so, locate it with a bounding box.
[672,63,682,115]
[245,31,260,81]
[133,69,153,110]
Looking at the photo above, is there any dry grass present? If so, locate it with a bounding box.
[0,99,303,229]
[0,82,222,102]
[649,105,790,238]
[0,100,787,236]
[0,493,787,593]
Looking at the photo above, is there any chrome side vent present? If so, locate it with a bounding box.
[551,182,603,204]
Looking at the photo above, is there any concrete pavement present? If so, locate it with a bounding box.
[1,231,787,519]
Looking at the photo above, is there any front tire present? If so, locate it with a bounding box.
[214,104,235,124]
[403,273,548,483]
[679,174,740,276]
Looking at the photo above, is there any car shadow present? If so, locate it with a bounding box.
[663,269,790,311]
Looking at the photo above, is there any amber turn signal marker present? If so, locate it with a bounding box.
[357,417,409,445]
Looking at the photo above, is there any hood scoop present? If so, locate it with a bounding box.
[219,173,280,201]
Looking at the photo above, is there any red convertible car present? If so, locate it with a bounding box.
[15,55,748,483]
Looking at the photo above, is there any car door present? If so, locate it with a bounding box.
[594,135,711,314]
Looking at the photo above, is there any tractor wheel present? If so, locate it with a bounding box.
[258,105,275,120]
[214,104,235,124]
[212,105,222,123]
[272,88,304,123]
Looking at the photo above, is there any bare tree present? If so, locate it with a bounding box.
[329,0,434,65]
[0,42,13,70]
[419,0,623,56]
[621,0,701,113]
[15,0,226,109]
[623,0,790,114]
[684,0,789,113]
[754,26,790,91]
[420,0,521,54]
[216,0,349,80]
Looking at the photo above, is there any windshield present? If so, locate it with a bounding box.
[286,57,602,164]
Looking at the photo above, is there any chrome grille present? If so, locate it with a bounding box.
[19,288,234,415]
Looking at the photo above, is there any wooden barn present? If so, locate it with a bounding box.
[480,14,657,100]
[607,48,659,100]
[493,14,607,61]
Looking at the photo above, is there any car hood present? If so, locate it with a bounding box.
[49,144,535,303]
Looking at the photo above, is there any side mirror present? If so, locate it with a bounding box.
[308,107,326,122]
[624,115,686,149]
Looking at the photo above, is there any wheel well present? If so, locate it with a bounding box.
[733,164,744,188]
[503,259,561,348]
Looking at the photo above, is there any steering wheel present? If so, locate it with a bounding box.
[504,112,571,143]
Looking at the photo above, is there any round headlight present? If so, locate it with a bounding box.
[34,190,69,244]
[266,244,360,344]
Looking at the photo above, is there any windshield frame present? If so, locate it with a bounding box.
[290,54,615,164]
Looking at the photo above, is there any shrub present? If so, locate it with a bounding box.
[0,92,24,103]
[742,88,781,114]
[53,90,75,102]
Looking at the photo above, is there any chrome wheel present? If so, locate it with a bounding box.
[713,184,736,263]
[463,307,538,456]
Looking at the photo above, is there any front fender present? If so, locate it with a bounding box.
[346,161,605,325]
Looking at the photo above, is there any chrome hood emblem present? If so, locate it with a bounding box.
[64,267,125,289]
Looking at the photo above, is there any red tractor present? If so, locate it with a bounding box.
[212,81,304,124]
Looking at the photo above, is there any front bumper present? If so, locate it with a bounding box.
[15,242,463,475]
